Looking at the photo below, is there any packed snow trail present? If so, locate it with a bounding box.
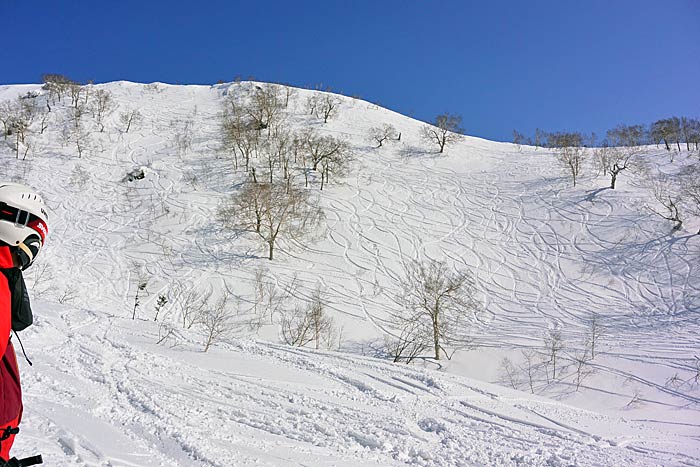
[13,303,698,466]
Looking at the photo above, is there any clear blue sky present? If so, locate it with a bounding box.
[2,0,698,142]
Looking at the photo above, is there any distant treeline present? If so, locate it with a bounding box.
[30,74,700,153]
[513,117,700,151]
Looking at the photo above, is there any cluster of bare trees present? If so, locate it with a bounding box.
[221,84,352,189]
[217,84,359,260]
[650,117,700,151]
[280,286,341,350]
[515,116,700,152]
[512,121,700,233]
[305,94,341,123]
[365,113,462,155]
[499,316,604,393]
[0,94,41,158]
[143,267,341,352]
[0,73,143,161]
[386,258,482,363]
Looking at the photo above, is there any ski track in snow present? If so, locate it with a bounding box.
[1,82,699,465]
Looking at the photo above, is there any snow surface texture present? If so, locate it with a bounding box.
[0,81,698,466]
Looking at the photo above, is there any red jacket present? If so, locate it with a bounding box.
[0,246,22,460]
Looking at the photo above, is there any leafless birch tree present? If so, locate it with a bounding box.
[394,258,481,361]
[120,109,143,133]
[202,292,235,352]
[219,183,325,260]
[368,124,398,148]
[648,177,684,231]
[91,89,115,132]
[550,132,585,187]
[319,95,340,123]
[420,113,465,153]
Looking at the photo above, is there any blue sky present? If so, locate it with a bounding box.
[2,0,698,142]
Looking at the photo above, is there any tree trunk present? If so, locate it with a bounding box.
[432,305,440,360]
[268,240,274,260]
[610,170,618,189]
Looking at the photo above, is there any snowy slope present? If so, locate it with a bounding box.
[12,302,695,467]
[0,81,698,466]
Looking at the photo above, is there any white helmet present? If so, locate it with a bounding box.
[0,183,50,251]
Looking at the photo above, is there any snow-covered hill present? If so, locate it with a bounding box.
[0,81,698,466]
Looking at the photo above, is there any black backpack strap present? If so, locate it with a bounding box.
[2,455,43,466]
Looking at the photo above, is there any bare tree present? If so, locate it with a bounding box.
[41,73,75,104]
[607,123,647,147]
[300,129,352,188]
[221,100,259,171]
[308,287,334,349]
[550,132,585,187]
[0,101,16,140]
[534,128,548,149]
[0,99,34,158]
[650,117,681,151]
[249,268,297,330]
[68,82,83,109]
[649,177,684,231]
[202,292,235,352]
[520,349,539,394]
[91,89,115,132]
[132,277,148,320]
[688,356,700,389]
[319,95,340,123]
[543,328,565,382]
[62,105,92,158]
[512,129,525,151]
[120,109,143,133]
[280,304,314,347]
[172,281,212,329]
[498,357,520,389]
[394,258,481,360]
[39,108,51,134]
[9,116,29,159]
[305,95,320,116]
[368,124,398,148]
[283,86,297,108]
[587,314,604,359]
[173,118,194,156]
[682,118,700,150]
[594,145,639,189]
[279,287,336,349]
[420,114,465,153]
[153,294,168,321]
[219,182,325,260]
[571,348,594,391]
[679,164,700,234]
[259,128,291,183]
[248,84,283,131]
[384,317,430,363]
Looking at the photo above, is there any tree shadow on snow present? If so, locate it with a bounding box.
[398,145,439,160]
